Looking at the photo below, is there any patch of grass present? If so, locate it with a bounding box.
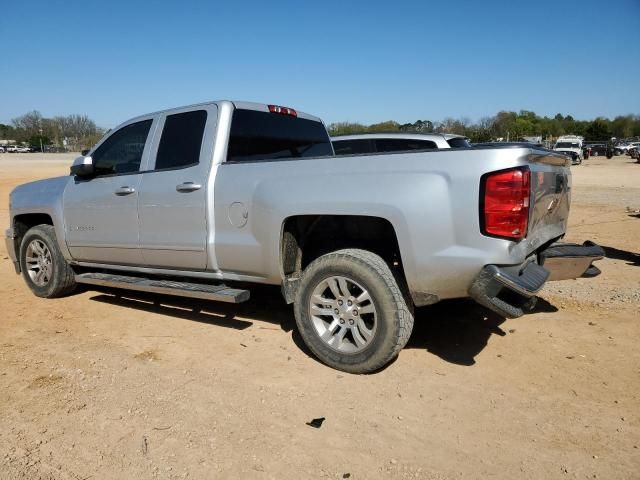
[29,374,64,388]
[133,349,160,361]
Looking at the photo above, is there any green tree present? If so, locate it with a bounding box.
[584,119,611,141]
[327,122,368,136]
[28,135,51,150]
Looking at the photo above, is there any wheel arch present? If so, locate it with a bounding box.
[279,214,407,304]
[11,213,55,271]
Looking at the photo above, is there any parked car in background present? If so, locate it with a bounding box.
[331,133,470,155]
[473,141,546,149]
[585,143,613,158]
[16,146,31,153]
[553,135,583,165]
[626,142,640,155]
[6,145,19,153]
[0,146,5,153]
[613,143,632,156]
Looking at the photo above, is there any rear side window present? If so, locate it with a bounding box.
[332,139,374,155]
[92,120,152,176]
[375,138,438,152]
[227,109,333,162]
[446,137,471,148]
[155,110,207,170]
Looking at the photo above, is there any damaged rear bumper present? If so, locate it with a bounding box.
[469,241,604,318]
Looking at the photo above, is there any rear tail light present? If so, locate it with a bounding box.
[268,104,297,117]
[481,167,530,240]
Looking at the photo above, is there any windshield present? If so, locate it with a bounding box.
[556,142,580,149]
[446,137,471,148]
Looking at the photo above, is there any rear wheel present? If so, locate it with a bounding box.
[294,249,414,373]
[19,225,76,298]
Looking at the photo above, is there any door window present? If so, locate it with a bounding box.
[92,120,152,176]
[155,110,208,170]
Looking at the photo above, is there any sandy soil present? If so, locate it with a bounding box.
[0,153,638,480]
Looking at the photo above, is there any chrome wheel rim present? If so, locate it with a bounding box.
[309,275,377,353]
[25,239,53,287]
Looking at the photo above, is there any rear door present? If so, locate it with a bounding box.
[63,118,155,264]
[137,105,216,270]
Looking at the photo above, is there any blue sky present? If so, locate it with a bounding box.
[1,0,639,128]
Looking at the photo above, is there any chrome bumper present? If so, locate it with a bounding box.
[4,228,20,273]
[539,241,604,281]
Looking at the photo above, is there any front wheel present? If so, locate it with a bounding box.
[294,249,414,373]
[19,225,76,298]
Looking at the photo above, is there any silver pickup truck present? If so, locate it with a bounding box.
[5,100,604,373]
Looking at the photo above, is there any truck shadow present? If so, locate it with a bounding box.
[601,245,640,266]
[407,300,506,366]
[87,284,296,332]
[87,285,559,368]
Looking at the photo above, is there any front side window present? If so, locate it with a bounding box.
[375,138,438,152]
[92,120,152,176]
[227,109,333,162]
[155,110,207,170]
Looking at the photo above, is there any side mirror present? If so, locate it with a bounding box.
[70,156,95,177]
[81,149,90,156]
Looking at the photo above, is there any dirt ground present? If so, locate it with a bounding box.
[0,153,638,480]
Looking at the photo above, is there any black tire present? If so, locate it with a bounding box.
[19,225,76,298]
[294,249,414,374]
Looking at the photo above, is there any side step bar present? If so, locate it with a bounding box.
[75,272,250,303]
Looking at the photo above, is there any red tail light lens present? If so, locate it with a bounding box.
[481,167,530,240]
[268,104,297,117]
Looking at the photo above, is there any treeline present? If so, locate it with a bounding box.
[328,111,640,142]
[0,110,105,151]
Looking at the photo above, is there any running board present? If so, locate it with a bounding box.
[75,272,250,303]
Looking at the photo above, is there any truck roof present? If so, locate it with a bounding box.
[122,100,324,126]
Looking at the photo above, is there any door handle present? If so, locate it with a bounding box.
[176,182,202,192]
[114,186,135,196]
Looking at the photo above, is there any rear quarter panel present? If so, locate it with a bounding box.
[213,147,569,300]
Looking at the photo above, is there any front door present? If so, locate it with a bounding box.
[63,118,155,265]
[137,106,216,270]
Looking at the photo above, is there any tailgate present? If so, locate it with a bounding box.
[526,152,571,254]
